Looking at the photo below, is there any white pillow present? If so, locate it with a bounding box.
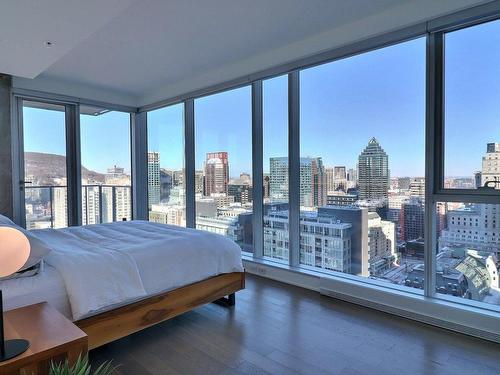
[0,214,52,273]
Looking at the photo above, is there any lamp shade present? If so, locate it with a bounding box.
[0,227,31,278]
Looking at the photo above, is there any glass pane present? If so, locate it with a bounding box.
[80,107,132,224]
[23,101,68,229]
[195,86,253,252]
[263,75,289,263]
[444,19,500,189]
[147,104,186,227]
[437,202,500,307]
[299,38,426,289]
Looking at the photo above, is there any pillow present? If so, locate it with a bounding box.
[0,215,52,273]
[0,214,16,226]
[0,261,43,281]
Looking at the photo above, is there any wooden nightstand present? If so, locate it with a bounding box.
[0,302,88,375]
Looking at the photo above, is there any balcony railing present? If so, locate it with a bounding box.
[25,184,132,229]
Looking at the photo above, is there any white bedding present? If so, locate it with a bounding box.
[1,264,72,318]
[2,221,243,321]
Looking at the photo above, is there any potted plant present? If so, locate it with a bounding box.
[49,355,117,375]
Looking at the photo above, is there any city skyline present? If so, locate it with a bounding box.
[22,21,500,178]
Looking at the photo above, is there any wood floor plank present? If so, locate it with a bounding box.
[90,274,500,375]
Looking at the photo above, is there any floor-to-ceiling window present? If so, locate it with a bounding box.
[22,101,68,229]
[194,86,253,252]
[263,75,289,263]
[299,38,426,288]
[436,19,500,307]
[147,103,186,226]
[80,106,132,224]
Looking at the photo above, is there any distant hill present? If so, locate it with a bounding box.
[25,152,105,184]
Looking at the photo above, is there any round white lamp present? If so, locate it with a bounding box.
[0,227,31,361]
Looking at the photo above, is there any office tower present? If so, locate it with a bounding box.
[333,166,347,191]
[311,157,326,207]
[53,186,68,229]
[228,183,253,204]
[358,138,389,200]
[195,170,204,194]
[325,167,335,193]
[269,157,289,201]
[270,157,326,207]
[149,204,186,227]
[482,143,500,188]
[113,186,132,221]
[474,171,482,189]
[318,206,369,276]
[263,204,352,273]
[103,165,132,222]
[367,212,396,276]
[159,170,173,202]
[82,186,100,225]
[397,177,411,191]
[239,172,252,185]
[326,191,358,206]
[172,169,184,187]
[439,143,500,256]
[204,152,229,196]
[439,204,500,256]
[210,193,235,208]
[106,165,125,179]
[148,152,161,209]
[387,193,409,241]
[409,178,425,200]
[401,197,425,242]
[346,168,358,189]
[263,173,270,199]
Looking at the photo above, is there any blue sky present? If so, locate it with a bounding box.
[24,20,500,178]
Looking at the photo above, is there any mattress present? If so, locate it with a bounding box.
[2,220,243,320]
[1,264,73,319]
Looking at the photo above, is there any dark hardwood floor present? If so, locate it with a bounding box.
[90,274,500,375]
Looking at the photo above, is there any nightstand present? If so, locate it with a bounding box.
[0,302,88,375]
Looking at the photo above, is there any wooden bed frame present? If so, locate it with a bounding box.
[75,272,245,349]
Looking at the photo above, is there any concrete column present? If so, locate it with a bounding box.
[0,74,13,219]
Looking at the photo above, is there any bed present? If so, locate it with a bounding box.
[1,220,245,349]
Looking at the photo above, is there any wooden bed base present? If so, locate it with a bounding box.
[75,272,245,349]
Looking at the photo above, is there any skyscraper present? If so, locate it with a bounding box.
[204,152,229,196]
[482,143,500,188]
[195,170,204,194]
[310,157,326,207]
[104,165,132,222]
[325,167,335,193]
[401,197,425,242]
[333,166,347,191]
[358,138,389,200]
[269,157,289,202]
[270,156,326,207]
[148,152,160,209]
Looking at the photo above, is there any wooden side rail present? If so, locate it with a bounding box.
[76,272,245,350]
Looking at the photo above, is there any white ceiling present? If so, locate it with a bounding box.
[3,0,491,108]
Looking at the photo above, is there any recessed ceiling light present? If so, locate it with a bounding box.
[44,41,54,47]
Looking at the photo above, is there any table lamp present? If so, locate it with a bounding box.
[0,227,31,362]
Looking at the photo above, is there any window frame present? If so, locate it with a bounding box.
[12,92,136,228]
[10,2,500,319]
[138,7,500,313]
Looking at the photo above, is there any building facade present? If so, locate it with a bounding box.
[148,152,160,209]
[358,138,389,200]
[269,156,326,207]
[204,152,229,196]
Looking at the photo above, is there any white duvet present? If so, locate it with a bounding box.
[30,220,243,320]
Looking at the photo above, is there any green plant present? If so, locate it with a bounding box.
[49,355,117,375]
